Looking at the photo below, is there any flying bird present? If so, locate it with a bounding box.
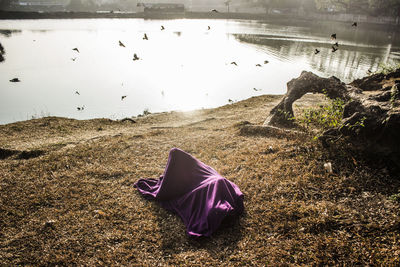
[352,22,357,27]
[71,57,76,61]
[121,95,127,100]
[255,64,262,67]
[211,9,219,13]
[119,40,125,47]
[228,99,234,103]
[264,60,269,64]
[161,25,165,30]
[332,45,338,52]
[315,49,320,54]
[77,106,84,111]
[331,33,336,40]
[133,53,140,61]
[253,88,261,91]
[75,91,80,95]
[72,47,79,53]
[207,26,211,30]
[143,33,148,40]
[230,61,237,66]
[9,78,20,82]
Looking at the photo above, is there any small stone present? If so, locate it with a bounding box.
[43,220,56,228]
[324,162,333,173]
[94,210,106,217]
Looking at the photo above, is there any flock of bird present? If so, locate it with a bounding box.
[72,32,143,110]
[315,22,357,55]
[68,20,274,110]
[3,16,360,111]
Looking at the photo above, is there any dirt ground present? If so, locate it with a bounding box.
[0,94,399,265]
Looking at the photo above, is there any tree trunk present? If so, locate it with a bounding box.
[264,69,400,165]
[264,71,350,127]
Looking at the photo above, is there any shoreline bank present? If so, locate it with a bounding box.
[1,91,399,265]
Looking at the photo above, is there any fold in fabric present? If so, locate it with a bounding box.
[134,148,244,237]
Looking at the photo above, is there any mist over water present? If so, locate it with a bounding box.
[0,18,399,125]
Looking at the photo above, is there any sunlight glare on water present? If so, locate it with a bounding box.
[0,18,398,124]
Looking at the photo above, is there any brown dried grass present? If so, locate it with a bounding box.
[0,94,399,265]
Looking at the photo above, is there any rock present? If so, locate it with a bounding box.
[350,72,385,91]
[323,83,400,164]
[350,68,400,91]
[43,220,56,229]
[324,162,333,173]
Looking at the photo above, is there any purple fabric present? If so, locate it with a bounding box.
[134,148,244,237]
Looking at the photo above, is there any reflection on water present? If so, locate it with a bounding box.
[235,18,400,82]
[236,34,398,82]
[0,18,399,125]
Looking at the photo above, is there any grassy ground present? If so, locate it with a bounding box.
[0,94,399,265]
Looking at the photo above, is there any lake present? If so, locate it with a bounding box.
[0,18,399,125]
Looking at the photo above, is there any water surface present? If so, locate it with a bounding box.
[0,18,399,124]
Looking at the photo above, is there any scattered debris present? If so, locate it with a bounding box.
[94,210,107,217]
[43,220,56,229]
[324,162,333,173]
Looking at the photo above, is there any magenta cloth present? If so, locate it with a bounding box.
[134,148,244,237]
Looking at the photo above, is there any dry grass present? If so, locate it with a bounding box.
[0,94,399,265]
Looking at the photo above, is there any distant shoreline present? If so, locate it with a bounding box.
[1,10,278,20]
[0,10,399,27]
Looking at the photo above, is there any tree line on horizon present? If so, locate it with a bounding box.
[253,0,400,16]
[0,0,400,16]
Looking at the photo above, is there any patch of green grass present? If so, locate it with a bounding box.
[375,63,400,75]
[389,192,400,202]
[296,91,347,138]
[296,97,345,131]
